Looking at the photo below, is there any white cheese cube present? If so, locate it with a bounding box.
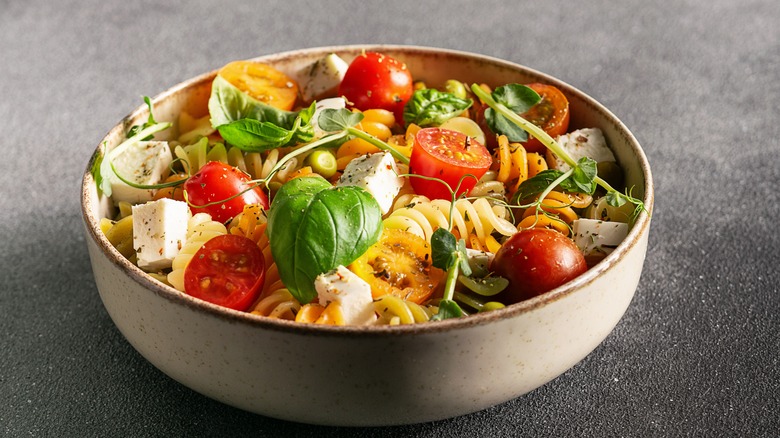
[547,128,615,172]
[311,97,347,138]
[301,53,349,102]
[337,152,405,214]
[314,266,376,326]
[571,218,629,257]
[109,141,173,204]
[132,198,190,271]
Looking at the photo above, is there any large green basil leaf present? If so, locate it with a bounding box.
[485,84,541,142]
[209,75,297,128]
[266,177,383,304]
[403,88,472,127]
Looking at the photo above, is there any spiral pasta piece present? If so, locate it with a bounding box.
[384,195,516,249]
[373,295,437,325]
[517,191,584,236]
[167,213,227,291]
[250,288,301,320]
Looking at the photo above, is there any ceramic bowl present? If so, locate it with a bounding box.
[81,45,653,426]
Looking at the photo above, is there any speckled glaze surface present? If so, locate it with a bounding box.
[81,45,653,426]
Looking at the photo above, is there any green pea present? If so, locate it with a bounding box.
[480,301,505,312]
[444,79,467,100]
[306,150,338,179]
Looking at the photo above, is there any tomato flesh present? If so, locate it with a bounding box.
[184,234,266,311]
[491,228,587,303]
[218,61,299,111]
[338,52,413,123]
[184,161,269,223]
[409,127,492,200]
[520,83,570,153]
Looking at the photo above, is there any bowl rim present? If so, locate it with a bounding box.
[81,44,654,337]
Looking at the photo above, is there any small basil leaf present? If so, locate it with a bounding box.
[403,88,472,127]
[485,107,528,142]
[318,108,364,133]
[267,177,383,304]
[217,119,294,151]
[431,299,464,321]
[484,84,541,142]
[431,228,457,270]
[209,75,299,129]
[492,84,540,114]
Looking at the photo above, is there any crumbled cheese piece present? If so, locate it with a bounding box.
[314,266,376,326]
[336,152,404,214]
[571,218,629,257]
[109,141,173,204]
[301,53,349,101]
[547,128,615,172]
[311,97,347,138]
[132,198,190,271]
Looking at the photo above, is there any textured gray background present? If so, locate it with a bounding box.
[2,0,778,436]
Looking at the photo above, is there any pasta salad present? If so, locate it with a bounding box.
[95,51,645,326]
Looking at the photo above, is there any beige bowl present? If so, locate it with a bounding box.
[81,45,653,426]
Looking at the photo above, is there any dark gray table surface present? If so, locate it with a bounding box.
[2,0,778,436]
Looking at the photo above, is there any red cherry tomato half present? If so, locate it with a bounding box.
[338,52,413,123]
[183,161,269,223]
[409,127,492,200]
[520,83,570,153]
[491,228,587,303]
[184,234,265,311]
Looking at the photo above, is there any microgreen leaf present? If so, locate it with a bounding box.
[457,239,472,277]
[431,227,457,271]
[403,88,472,127]
[568,157,598,194]
[512,170,566,204]
[317,108,364,132]
[431,299,464,321]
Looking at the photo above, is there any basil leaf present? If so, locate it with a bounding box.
[431,228,457,271]
[317,108,364,133]
[208,75,298,129]
[266,177,383,304]
[484,84,541,142]
[403,88,472,127]
[431,299,464,321]
[217,119,295,151]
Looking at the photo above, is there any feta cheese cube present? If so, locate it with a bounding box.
[301,53,349,101]
[311,97,347,138]
[132,198,190,271]
[314,266,376,326]
[109,141,173,204]
[337,152,404,214]
[547,128,615,172]
[571,218,629,258]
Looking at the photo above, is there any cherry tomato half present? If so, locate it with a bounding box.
[520,83,570,153]
[184,161,269,223]
[409,127,492,200]
[184,234,265,311]
[338,52,413,123]
[218,61,299,111]
[491,228,587,303]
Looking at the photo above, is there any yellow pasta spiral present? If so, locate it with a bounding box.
[373,295,437,325]
[250,288,301,320]
[384,195,516,253]
[167,213,227,291]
